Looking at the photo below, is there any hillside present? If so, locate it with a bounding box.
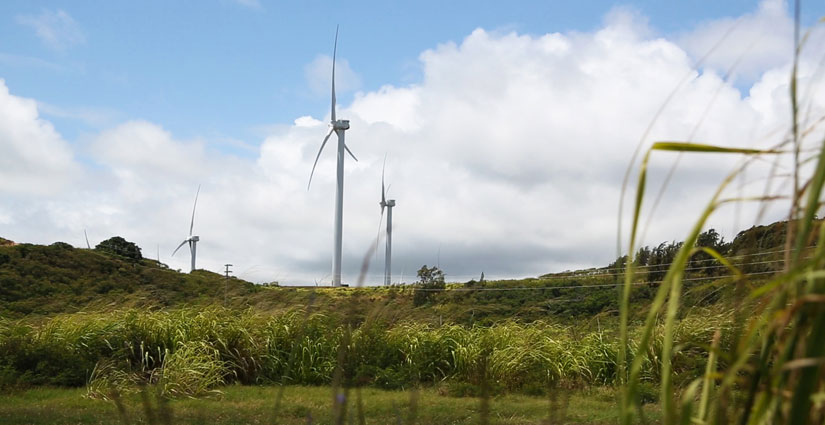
[0,242,259,318]
[0,219,811,322]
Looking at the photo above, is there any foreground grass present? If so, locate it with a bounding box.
[0,385,657,424]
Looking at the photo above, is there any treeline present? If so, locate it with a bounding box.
[607,220,804,285]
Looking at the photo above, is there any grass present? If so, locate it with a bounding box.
[0,306,738,392]
[0,5,822,425]
[615,5,825,423]
[0,385,657,425]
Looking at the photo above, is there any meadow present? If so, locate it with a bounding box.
[2,8,824,425]
[0,385,653,425]
[0,217,811,424]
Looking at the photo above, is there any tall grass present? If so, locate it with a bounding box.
[0,307,734,398]
[617,6,825,423]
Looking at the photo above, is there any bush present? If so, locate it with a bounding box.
[95,237,142,261]
[49,242,73,250]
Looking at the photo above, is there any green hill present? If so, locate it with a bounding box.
[0,242,259,318]
[0,220,811,322]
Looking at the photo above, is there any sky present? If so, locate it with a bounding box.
[1,0,824,285]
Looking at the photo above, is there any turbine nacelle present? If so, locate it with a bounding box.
[171,185,201,273]
[332,119,350,130]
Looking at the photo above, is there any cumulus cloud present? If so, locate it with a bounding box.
[1,3,823,285]
[16,9,86,51]
[0,79,79,196]
[678,0,825,83]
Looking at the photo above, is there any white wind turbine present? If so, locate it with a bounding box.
[308,26,358,287]
[172,185,201,272]
[377,158,396,286]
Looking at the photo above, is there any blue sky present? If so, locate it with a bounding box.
[2,0,821,144]
[1,1,824,284]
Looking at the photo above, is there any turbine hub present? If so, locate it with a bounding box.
[332,119,350,130]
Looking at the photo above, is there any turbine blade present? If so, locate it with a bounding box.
[344,143,358,162]
[84,229,91,249]
[381,154,386,205]
[171,239,188,257]
[331,25,338,123]
[308,127,334,190]
[376,205,386,247]
[190,184,200,236]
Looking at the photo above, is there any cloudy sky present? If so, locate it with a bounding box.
[1,0,824,285]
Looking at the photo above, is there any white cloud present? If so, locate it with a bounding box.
[678,0,825,83]
[1,3,823,285]
[37,101,117,128]
[16,9,86,51]
[305,55,362,99]
[0,79,79,195]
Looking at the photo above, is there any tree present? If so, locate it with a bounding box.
[692,228,729,274]
[413,265,445,306]
[635,246,651,266]
[646,241,683,285]
[95,236,142,261]
[49,241,73,250]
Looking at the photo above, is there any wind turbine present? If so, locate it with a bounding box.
[172,185,201,272]
[378,158,396,286]
[308,26,358,287]
[84,229,91,249]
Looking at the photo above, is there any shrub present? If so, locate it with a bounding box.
[95,237,142,261]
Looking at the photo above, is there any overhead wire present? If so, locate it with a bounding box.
[410,270,780,292]
[348,250,809,283]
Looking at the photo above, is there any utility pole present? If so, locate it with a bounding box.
[224,264,233,306]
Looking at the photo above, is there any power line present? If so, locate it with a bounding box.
[349,255,801,284]
[566,246,814,274]
[290,247,813,286]
[410,270,779,292]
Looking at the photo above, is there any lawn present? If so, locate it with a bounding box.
[0,385,657,424]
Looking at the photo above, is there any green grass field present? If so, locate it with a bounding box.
[0,385,657,424]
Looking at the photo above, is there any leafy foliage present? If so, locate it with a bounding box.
[413,265,445,306]
[95,236,143,261]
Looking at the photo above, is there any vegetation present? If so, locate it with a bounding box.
[94,236,143,261]
[413,265,446,306]
[608,6,825,423]
[0,305,734,396]
[1,11,823,421]
[0,385,649,425]
[0,242,259,318]
[0,219,795,322]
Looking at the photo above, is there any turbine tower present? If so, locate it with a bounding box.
[378,159,396,286]
[172,185,201,272]
[308,26,358,287]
